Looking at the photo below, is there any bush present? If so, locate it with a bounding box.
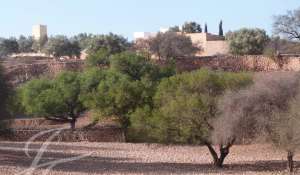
[226,28,269,55]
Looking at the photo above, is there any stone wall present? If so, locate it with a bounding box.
[0,127,125,142]
[172,55,300,72]
[3,60,84,86]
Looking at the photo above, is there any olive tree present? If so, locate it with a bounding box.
[270,97,300,173]
[87,33,131,56]
[19,71,84,130]
[226,28,269,55]
[213,72,300,172]
[43,35,81,58]
[273,7,300,40]
[148,32,199,60]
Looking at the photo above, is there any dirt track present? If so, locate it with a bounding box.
[0,142,298,175]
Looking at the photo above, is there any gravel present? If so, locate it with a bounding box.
[0,142,297,175]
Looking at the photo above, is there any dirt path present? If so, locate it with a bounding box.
[0,142,297,175]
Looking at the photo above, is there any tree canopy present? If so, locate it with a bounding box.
[182,22,202,33]
[43,35,81,58]
[226,28,269,55]
[87,33,131,56]
[0,38,19,57]
[148,32,199,60]
[273,7,300,41]
[131,69,252,167]
[214,72,300,172]
[17,35,34,53]
[19,71,84,129]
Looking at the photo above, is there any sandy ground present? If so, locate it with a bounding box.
[0,142,298,175]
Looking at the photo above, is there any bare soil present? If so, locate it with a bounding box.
[0,142,297,175]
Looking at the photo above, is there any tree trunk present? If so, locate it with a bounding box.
[204,139,235,168]
[70,118,76,130]
[287,151,294,173]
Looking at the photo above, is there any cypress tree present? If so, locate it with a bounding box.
[219,20,224,36]
[204,23,208,33]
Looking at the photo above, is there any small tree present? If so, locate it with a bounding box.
[226,28,269,55]
[182,21,202,33]
[273,7,300,40]
[19,72,84,130]
[148,32,199,60]
[204,23,208,33]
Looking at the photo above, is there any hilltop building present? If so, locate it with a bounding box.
[134,28,229,57]
[186,32,229,56]
[32,24,48,40]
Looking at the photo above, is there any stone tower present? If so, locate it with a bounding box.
[32,24,47,40]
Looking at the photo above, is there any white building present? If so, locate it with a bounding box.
[133,32,157,40]
[32,24,47,40]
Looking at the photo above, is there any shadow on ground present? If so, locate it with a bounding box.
[0,144,297,174]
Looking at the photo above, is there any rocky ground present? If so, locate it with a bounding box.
[0,142,298,175]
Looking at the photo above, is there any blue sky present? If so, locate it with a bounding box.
[0,0,299,40]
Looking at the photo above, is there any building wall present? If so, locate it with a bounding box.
[204,41,229,56]
[32,25,47,40]
[185,33,229,56]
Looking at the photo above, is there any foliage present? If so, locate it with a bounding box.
[182,21,202,33]
[83,52,175,133]
[226,28,269,55]
[0,38,19,57]
[43,35,81,58]
[148,32,199,60]
[19,72,84,129]
[87,33,130,56]
[128,69,252,167]
[17,35,34,53]
[151,69,253,144]
[168,26,181,32]
[214,72,300,172]
[110,52,161,81]
[219,20,224,36]
[204,23,208,33]
[82,70,142,130]
[273,7,300,40]
[71,33,94,50]
[85,48,111,67]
